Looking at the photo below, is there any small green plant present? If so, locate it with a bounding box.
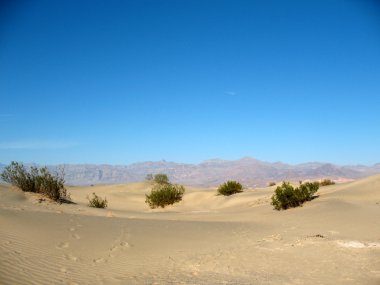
[268,182,276,187]
[87,192,108,208]
[153,173,169,185]
[217,181,243,196]
[1,161,69,202]
[320,179,335,186]
[271,181,319,210]
[145,183,185,209]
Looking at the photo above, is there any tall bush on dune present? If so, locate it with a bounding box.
[1,161,70,202]
[34,167,68,201]
[1,162,39,193]
[271,181,319,210]
[153,173,169,185]
[217,181,243,196]
[145,174,185,208]
[145,183,185,209]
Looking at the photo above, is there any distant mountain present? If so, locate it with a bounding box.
[1,157,379,187]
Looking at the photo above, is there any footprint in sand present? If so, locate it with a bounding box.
[110,241,130,252]
[93,258,105,263]
[71,233,81,240]
[57,242,69,249]
[69,216,82,227]
[120,241,130,248]
[64,254,79,262]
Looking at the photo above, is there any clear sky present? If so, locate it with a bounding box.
[1,0,379,165]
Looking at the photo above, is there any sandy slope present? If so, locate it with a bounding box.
[0,175,379,284]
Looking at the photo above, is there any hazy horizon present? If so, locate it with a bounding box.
[1,1,379,165]
[1,156,379,168]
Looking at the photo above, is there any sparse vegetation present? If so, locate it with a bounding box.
[320,179,335,186]
[1,162,39,192]
[145,183,185,209]
[268,182,276,187]
[217,181,243,196]
[154,173,169,185]
[34,167,68,201]
[1,161,69,202]
[271,181,319,210]
[87,192,108,208]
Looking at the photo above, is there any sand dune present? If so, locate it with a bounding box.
[1,175,380,284]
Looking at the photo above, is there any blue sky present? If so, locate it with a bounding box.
[1,0,379,165]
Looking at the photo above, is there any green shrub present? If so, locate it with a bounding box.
[320,179,335,186]
[34,167,68,202]
[1,162,39,192]
[145,183,185,209]
[154,173,169,185]
[217,181,243,196]
[271,181,319,210]
[1,162,69,202]
[268,182,276,187]
[87,192,108,208]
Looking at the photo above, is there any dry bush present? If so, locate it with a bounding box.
[1,162,69,202]
[145,183,185,209]
[320,179,335,186]
[217,181,243,196]
[87,192,108,208]
[153,173,169,185]
[271,181,319,210]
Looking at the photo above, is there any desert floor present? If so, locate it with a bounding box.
[1,175,380,284]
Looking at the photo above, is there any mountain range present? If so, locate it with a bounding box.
[1,157,380,187]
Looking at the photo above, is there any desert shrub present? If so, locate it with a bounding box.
[305,181,320,194]
[154,173,169,185]
[268,182,276,187]
[217,181,243,196]
[87,192,108,208]
[271,181,319,210]
[34,167,69,202]
[145,183,185,209]
[1,162,69,202]
[320,179,335,186]
[1,162,39,192]
[296,182,319,202]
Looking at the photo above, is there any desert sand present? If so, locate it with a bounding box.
[1,175,379,284]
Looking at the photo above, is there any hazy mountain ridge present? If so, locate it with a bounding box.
[1,158,380,187]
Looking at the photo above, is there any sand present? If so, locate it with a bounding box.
[1,175,379,284]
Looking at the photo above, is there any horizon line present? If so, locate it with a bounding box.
[0,157,379,167]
